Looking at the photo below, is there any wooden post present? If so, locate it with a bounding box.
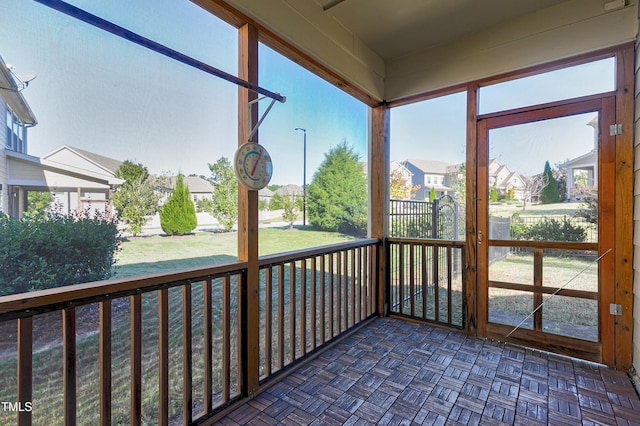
[238,23,260,396]
[466,86,478,336]
[614,46,634,370]
[369,105,389,316]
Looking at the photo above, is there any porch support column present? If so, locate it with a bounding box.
[466,86,478,336]
[238,22,260,395]
[369,104,389,316]
[614,45,633,370]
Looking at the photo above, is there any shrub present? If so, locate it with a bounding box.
[524,216,585,242]
[576,190,598,224]
[0,210,120,296]
[160,174,197,236]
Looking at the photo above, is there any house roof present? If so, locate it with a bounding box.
[0,54,37,125]
[404,159,452,175]
[66,146,123,175]
[174,176,214,193]
[5,150,124,186]
[275,184,304,196]
[259,187,274,197]
[43,145,123,177]
[562,150,597,168]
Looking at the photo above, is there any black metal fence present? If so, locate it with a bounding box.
[389,196,464,240]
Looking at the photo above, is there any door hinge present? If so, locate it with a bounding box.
[610,124,623,136]
[610,303,622,316]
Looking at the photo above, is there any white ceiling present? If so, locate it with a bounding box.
[313,0,569,60]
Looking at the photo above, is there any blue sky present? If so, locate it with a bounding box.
[1,0,367,186]
[2,0,616,184]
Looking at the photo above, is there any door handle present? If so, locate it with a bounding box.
[478,230,483,245]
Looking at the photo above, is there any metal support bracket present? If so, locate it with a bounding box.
[247,96,282,142]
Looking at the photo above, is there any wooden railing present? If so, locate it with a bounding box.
[258,239,379,380]
[386,237,466,329]
[0,239,379,426]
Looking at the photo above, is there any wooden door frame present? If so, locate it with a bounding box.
[456,44,634,370]
[475,95,615,364]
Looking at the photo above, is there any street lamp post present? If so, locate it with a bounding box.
[294,127,307,226]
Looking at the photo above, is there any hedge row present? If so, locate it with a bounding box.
[0,211,120,296]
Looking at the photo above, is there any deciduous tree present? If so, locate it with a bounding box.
[208,157,238,232]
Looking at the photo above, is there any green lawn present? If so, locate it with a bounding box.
[489,201,583,217]
[115,226,357,277]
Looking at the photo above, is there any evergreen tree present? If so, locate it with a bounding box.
[159,174,197,235]
[208,157,238,232]
[540,161,560,204]
[429,187,437,202]
[307,141,367,236]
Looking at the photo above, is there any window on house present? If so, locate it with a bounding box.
[5,109,25,152]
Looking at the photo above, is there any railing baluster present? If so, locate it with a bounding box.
[289,261,296,363]
[130,294,142,426]
[100,300,112,426]
[422,244,427,320]
[447,246,453,325]
[265,267,273,377]
[17,317,32,426]
[351,249,356,326]
[277,264,284,370]
[336,252,342,333]
[356,247,362,321]
[410,242,415,317]
[63,308,76,426]
[319,255,326,345]
[343,251,349,329]
[182,285,192,425]
[310,257,317,351]
[222,275,230,403]
[203,279,213,414]
[300,259,306,357]
[158,289,169,426]
[433,245,440,322]
[399,243,404,315]
[328,254,334,338]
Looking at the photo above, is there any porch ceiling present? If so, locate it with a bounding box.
[219,0,637,102]
[313,0,567,61]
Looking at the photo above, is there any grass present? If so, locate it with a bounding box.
[488,201,583,217]
[0,227,357,426]
[115,226,357,277]
[488,253,599,340]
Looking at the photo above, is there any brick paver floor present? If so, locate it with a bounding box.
[217,318,640,425]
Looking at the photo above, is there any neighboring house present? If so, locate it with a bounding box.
[258,186,274,204]
[361,160,415,200]
[563,117,598,200]
[0,54,123,217]
[403,159,454,200]
[0,53,37,215]
[274,184,304,197]
[155,175,214,205]
[488,159,527,201]
[41,145,124,215]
